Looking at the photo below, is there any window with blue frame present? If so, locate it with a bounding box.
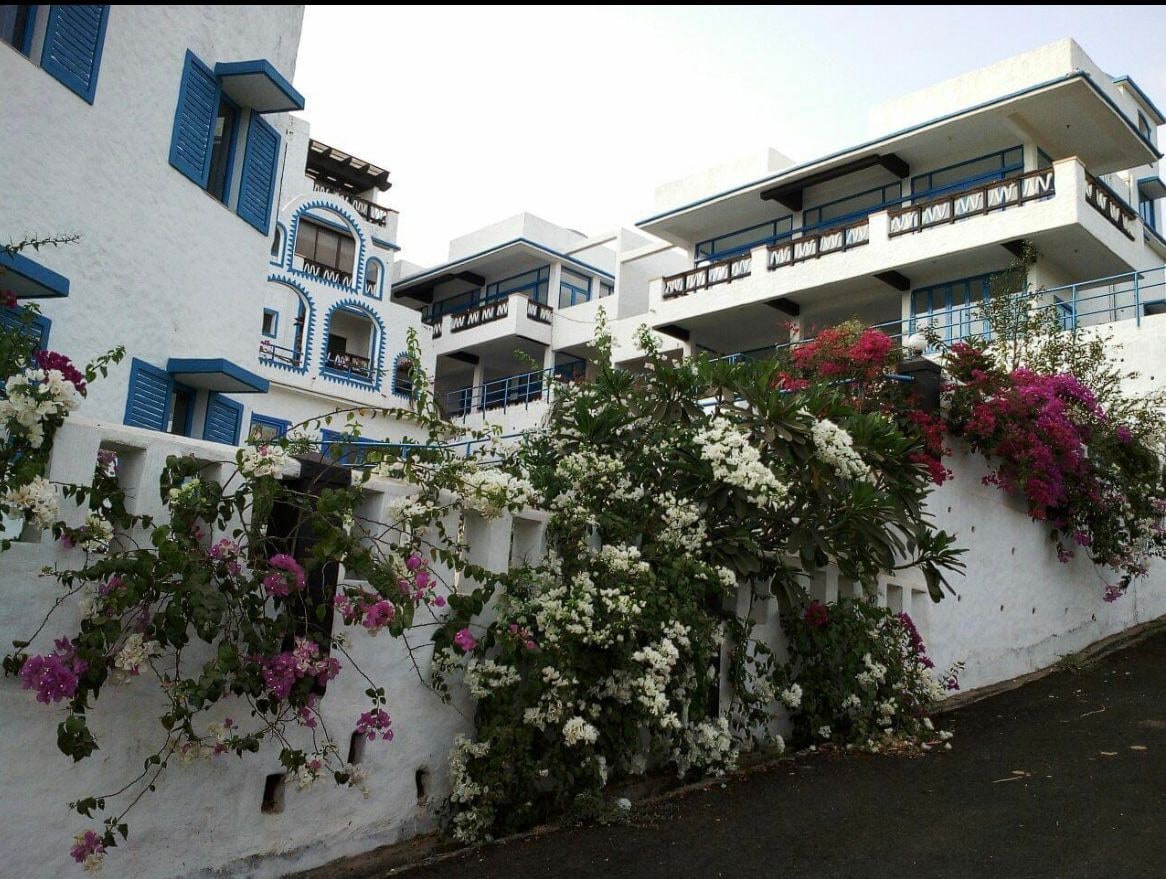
[1139,112,1154,142]
[391,354,414,398]
[558,268,592,309]
[802,182,901,232]
[123,358,196,437]
[911,146,1024,200]
[0,4,37,56]
[599,281,614,299]
[695,216,793,262]
[424,287,480,324]
[485,266,550,305]
[169,49,282,233]
[910,273,997,343]
[320,429,374,467]
[1140,194,1158,231]
[203,393,243,445]
[249,413,290,443]
[261,308,279,338]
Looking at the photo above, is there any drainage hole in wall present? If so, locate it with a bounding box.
[347,731,366,765]
[261,773,286,814]
[999,604,1005,612]
[415,767,430,805]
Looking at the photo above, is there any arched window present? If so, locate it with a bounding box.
[270,225,284,261]
[321,302,383,387]
[392,353,414,398]
[365,259,381,296]
[295,218,356,284]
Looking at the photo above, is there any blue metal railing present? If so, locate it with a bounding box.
[259,341,305,368]
[309,431,533,467]
[443,359,586,419]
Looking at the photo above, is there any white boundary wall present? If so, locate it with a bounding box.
[1,418,1163,877]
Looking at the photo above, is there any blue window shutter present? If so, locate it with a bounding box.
[124,359,172,431]
[236,113,280,234]
[0,308,51,349]
[204,393,244,445]
[169,50,219,186]
[41,5,109,104]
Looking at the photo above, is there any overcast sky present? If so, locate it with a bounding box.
[293,5,1166,267]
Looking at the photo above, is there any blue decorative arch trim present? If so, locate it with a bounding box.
[364,257,386,300]
[270,222,287,265]
[389,351,413,399]
[319,298,386,391]
[286,199,368,292]
[261,274,316,375]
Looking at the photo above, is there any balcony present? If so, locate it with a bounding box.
[649,158,1146,323]
[324,351,373,381]
[297,255,353,287]
[428,292,554,357]
[442,360,586,420]
[258,340,305,369]
[311,181,392,227]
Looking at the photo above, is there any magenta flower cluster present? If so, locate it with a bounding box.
[260,637,340,700]
[355,708,394,741]
[69,830,104,865]
[264,553,306,597]
[20,637,86,704]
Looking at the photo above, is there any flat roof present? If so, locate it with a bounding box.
[638,71,1160,245]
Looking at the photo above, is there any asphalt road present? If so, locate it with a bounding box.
[345,630,1166,879]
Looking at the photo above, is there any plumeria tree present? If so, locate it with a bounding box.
[424,320,965,841]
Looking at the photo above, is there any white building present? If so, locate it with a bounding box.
[1,5,427,453]
[631,39,1165,367]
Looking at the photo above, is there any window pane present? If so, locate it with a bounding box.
[294,223,317,259]
[0,5,35,55]
[206,99,237,203]
[338,236,355,274]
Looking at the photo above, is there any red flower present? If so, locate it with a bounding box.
[803,600,829,627]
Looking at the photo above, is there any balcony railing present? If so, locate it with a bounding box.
[311,181,392,227]
[527,299,554,324]
[325,351,373,380]
[1084,173,1138,240]
[443,360,586,418]
[767,217,870,269]
[450,297,509,333]
[299,256,354,287]
[888,168,1054,237]
[662,254,752,299]
[258,340,304,368]
[431,321,443,339]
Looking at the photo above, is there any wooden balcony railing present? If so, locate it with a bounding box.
[258,340,304,368]
[312,181,392,227]
[299,255,354,287]
[662,253,752,299]
[887,168,1054,238]
[767,217,870,269]
[1084,172,1137,240]
[450,297,509,333]
[325,351,373,380]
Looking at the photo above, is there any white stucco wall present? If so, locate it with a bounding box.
[2,416,1164,878]
[1,5,306,425]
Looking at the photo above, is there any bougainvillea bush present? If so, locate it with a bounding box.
[430,322,964,842]
[775,320,952,485]
[775,599,961,749]
[945,340,1166,593]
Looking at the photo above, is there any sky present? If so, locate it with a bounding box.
[293,5,1166,267]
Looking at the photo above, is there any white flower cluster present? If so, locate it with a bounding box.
[465,658,522,700]
[384,493,437,525]
[0,367,80,448]
[809,416,872,482]
[562,716,599,747]
[166,479,203,509]
[449,734,493,842]
[693,417,789,509]
[780,683,803,709]
[674,716,737,777]
[113,633,161,676]
[78,585,98,621]
[239,444,288,479]
[79,512,113,553]
[460,467,535,519]
[856,652,888,688]
[2,475,59,528]
[631,634,682,728]
[657,492,708,548]
[841,693,863,711]
[876,698,898,728]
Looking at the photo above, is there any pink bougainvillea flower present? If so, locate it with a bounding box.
[69,829,105,865]
[362,600,396,632]
[803,600,829,628]
[453,627,478,653]
[264,553,306,596]
[20,637,86,704]
[405,553,423,571]
[356,708,394,741]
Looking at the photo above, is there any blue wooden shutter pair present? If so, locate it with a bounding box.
[123,359,171,432]
[41,5,110,104]
[169,50,281,234]
[204,394,244,445]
